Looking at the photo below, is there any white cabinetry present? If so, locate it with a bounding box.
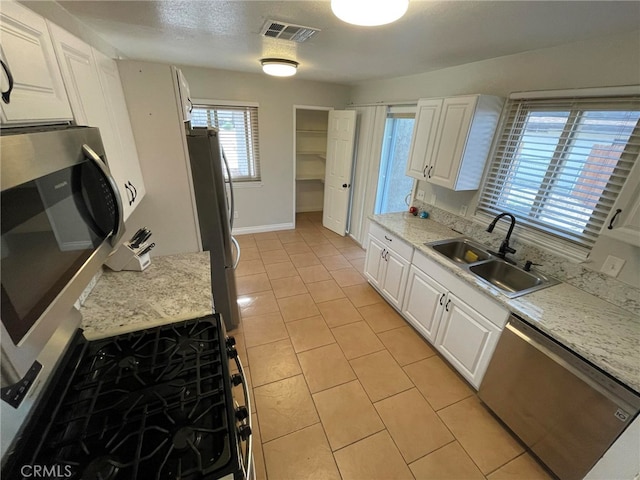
[364,223,413,309]
[93,50,146,219]
[401,249,508,388]
[0,1,72,125]
[600,160,640,247]
[403,264,446,342]
[49,22,146,220]
[434,291,502,388]
[406,95,503,191]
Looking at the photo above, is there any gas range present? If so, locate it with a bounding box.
[2,314,252,480]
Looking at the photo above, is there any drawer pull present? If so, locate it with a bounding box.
[384,235,392,242]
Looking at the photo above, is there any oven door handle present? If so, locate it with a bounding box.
[234,355,253,480]
[82,144,125,246]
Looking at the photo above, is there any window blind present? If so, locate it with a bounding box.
[477,96,640,249]
[191,105,261,182]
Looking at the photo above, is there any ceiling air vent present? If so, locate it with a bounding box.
[260,20,320,43]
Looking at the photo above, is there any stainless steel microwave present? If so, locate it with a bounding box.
[0,125,124,459]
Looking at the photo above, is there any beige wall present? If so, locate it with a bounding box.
[349,29,640,285]
[179,66,351,231]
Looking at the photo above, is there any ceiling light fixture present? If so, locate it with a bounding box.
[261,58,299,77]
[331,0,409,26]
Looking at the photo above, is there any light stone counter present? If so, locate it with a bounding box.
[371,212,640,393]
[80,252,212,340]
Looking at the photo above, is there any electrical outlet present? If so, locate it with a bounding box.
[460,205,468,216]
[234,211,239,219]
[430,194,437,205]
[601,255,625,277]
[416,189,425,201]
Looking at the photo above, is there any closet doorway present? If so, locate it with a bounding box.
[294,106,331,215]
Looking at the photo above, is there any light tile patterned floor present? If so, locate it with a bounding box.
[230,212,553,480]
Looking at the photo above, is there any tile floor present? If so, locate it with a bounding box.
[229,212,553,480]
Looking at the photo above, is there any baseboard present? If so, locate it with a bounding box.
[295,207,323,213]
[232,222,295,235]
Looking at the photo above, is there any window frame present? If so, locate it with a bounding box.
[191,99,262,184]
[474,87,640,260]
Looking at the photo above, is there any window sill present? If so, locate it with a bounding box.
[233,182,263,189]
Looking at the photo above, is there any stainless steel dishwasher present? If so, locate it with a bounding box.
[479,314,640,480]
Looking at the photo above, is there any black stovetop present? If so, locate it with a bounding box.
[4,314,244,480]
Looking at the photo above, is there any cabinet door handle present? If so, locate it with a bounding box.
[607,208,622,230]
[445,299,451,312]
[1,59,14,104]
[422,165,428,178]
[380,248,386,259]
[385,251,390,261]
[126,181,137,205]
[439,293,446,306]
[428,166,433,179]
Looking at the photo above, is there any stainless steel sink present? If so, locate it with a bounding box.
[426,237,560,298]
[469,260,560,298]
[426,238,493,264]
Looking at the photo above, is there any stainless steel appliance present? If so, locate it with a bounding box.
[479,314,640,480]
[186,127,241,331]
[1,126,252,479]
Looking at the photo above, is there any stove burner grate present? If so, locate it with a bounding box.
[19,317,238,480]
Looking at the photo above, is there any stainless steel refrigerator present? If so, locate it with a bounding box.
[186,127,241,330]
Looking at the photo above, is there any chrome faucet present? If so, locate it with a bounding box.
[486,212,517,264]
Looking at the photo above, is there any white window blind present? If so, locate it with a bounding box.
[191,105,261,182]
[477,96,640,250]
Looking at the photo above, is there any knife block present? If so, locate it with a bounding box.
[105,243,151,272]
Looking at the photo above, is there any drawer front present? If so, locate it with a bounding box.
[368,222,414,261]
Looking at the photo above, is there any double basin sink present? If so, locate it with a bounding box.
[426,237,559,298]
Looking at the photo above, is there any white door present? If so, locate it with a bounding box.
[434,292,502,388]
[0,1,72,124]
[364,236,385,288]
[48,23,109,128]
[380,249,410,309]
[323,110,357,235]
[94,49,146,220]
[405,98,442,180]
[402,265,447,342]
[429,96,476,188]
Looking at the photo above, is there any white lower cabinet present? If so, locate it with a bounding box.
[390,246,508,389]
[364,223,413,310]
[434,292,502,388]
[403,265,446,342]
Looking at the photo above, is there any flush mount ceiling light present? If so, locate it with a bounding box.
[331,0,409,26]
[261,58,299,77]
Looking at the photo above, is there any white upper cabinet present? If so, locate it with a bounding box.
[91,49,146,220]
[0,1,72,124]
[406,99,441,179]
[48,23,145,220]
[600,160,640,247]
[406,95,504,191]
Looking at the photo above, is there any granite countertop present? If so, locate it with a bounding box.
[80,252,212,339]
[370,212,640,393]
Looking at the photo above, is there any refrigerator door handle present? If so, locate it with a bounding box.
[231,236,241,270]
[221,148,235,230]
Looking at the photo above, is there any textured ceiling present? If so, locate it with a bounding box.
[55,1,640,84]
